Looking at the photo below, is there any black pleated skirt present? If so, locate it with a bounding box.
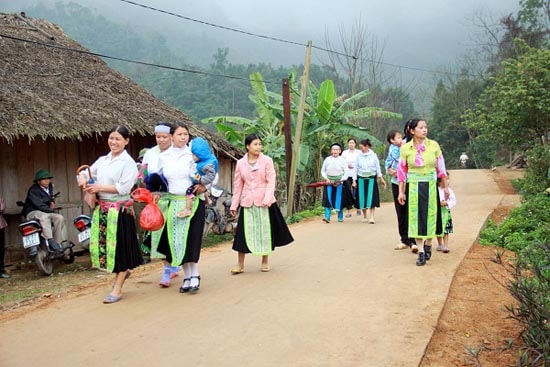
[232,203,294,254]
[157,199,206,264]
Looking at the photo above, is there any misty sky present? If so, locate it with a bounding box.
[2,0,520,110]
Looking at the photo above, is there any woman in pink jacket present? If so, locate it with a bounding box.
[229,134,293,274]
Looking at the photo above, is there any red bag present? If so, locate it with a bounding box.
[131,188,164,231]
[131,188,153,203]
[139,202,164,231]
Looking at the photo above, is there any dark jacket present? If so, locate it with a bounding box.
[22,183,55,217]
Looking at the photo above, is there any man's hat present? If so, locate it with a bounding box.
[34,169,53,181]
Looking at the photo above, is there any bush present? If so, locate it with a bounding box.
[479,194,550,252]
[479,190,550,365]
[287,205,324,224]
[507,241,550,366]
[516,144,550,199]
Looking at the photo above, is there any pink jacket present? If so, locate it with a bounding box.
[230,153,277,210]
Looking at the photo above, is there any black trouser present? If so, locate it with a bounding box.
[391,183,411,245]
[0,228,5,272]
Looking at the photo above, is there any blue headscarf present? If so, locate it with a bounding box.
[191,137,218,174]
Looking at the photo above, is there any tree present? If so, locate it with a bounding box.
[463,42,550,150]
[203,72,401,210]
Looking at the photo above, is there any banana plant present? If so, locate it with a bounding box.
[201,71,402,206]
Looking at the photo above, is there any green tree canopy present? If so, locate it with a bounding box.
[464,41,550,149]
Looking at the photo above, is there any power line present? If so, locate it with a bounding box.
[0,33,279,85]
[118,0,476,78]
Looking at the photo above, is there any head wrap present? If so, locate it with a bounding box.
[330,143,343,151]
[154,124,171,134]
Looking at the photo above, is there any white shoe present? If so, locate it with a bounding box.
[436,245,444,252]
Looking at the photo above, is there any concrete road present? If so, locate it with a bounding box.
[0,169,509,367]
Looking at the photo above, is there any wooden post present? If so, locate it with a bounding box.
[287,41,312,218]
[282,78,292,189]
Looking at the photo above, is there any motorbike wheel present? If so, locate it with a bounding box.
[62,247,75,264]
[35,247,53,275]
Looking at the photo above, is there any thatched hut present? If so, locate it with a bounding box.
[0,13,242,262]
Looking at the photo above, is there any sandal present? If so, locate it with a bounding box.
[230,266,244,274]
[103,294,122,304]
[189,276,201,293]
[179,278,191,293]
[261,264,270,272]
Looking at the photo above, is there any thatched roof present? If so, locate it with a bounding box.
[0,13,241,159]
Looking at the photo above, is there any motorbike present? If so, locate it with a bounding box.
[17,193,75,275]
[73,214,92,251]
[202,185,238,239]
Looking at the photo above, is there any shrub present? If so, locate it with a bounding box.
[507,241,550,365]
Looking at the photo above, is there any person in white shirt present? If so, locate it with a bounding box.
[138,122,179,271]
[459,152,469,168]
[353,139,386,223]
[149,122,207,294]
[341,138,361,218]
[320,143,352,223]
[79,125,140,304]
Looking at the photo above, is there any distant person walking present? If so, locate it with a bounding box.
[459,152,469,168]
[353,139,386,224]
[397,119,449,266]
[341,138,361,218]
[320,143,350,223]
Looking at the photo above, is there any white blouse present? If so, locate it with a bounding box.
[90,150,138,199]
[341,149,360,178]
[321,155,348,179]
[142,145,162,174]
[354,150,382,179]
[158,145,194,195]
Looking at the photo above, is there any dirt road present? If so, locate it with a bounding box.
[0,169,510,367]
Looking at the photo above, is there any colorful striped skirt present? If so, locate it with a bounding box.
[406,173,442,239]
[232,203,293,255]
[89,198,142,273]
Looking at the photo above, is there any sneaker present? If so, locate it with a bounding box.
[436,245,444,252]
[411,244,419,253]
[159,267,172,287]
[170,266,181,279]
[394,243,408,250]
[416,252,426,266]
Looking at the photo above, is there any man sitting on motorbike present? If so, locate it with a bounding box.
[22,169,67,252]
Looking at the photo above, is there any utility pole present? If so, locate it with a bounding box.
[282,78,292,189]
[287,41,312,218]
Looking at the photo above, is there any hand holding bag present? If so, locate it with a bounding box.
[131,188,164,231]
[76,165,97,209]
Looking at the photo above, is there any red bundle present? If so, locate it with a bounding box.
[131,188,164,231]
